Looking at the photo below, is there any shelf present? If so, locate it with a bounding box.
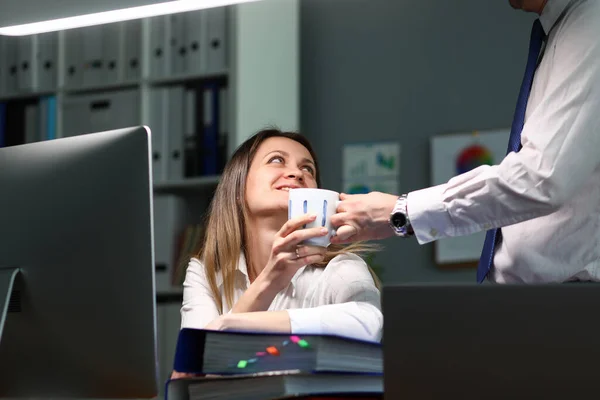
[153,175,221,194]
[156,288,183,304]
[145,70,228,86]
[0,90,56,102]
[61,80,141,95]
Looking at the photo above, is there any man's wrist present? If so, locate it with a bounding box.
[389,194,414,237]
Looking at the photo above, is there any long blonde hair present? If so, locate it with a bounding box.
[197,129,380,313]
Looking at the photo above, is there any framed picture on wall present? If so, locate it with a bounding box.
[430,129,509,267]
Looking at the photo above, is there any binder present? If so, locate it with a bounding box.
[202,81,219,176]
[122,19,142,82]
[218,86,228,173]
[62,90,140,137]
[17,35,35,91]
[206,7,228,73]
[24,103,39,143]
[168,13,187,76]
[153,194,186,292]
[46,96,56,140]
[4,100,27,146]
[37,96,56,141]
[149,16,167,78]
[0,102,6,147]
[64,29,83,88]
[102,22,121,84]
[36,32,58,91]
[0,38,4,95]
[184,10,207,75]
[148,88,168,183]
[3,36,19,94]
[38,97,48,141]
[81,25,105,87]
[166,86,185,179]
[183,88,200,177]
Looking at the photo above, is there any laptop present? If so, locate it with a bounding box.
[382,283,600,399]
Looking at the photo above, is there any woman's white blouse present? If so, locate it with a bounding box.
[180,252,383,342]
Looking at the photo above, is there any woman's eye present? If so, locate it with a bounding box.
[269,156,284,164]
[302,166,315,175]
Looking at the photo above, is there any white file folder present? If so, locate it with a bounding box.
[103,22,121,84]
[147,88,168,183]
[17,35,35,91]
[24,103,39,143]
[149,16,167,78]
[64,29,83,88]
[153,194,186,292]
[166,86,185,180]
[168,13,187,76]
[185,10,207,75]
[81,25,104,87]
[36,32,58,91]
[206,7,228,73]
[122,19,142,82]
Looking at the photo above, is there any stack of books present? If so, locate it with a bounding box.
[166,328,383,400]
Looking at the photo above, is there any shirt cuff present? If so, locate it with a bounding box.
[286,308,325,335]
[407,183,453,244]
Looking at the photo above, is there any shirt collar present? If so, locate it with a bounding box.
[215,252,306,289]
[539,0,572,34]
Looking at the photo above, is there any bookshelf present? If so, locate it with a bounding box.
[0,0,298,397]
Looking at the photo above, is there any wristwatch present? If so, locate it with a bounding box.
[389,194,414,237]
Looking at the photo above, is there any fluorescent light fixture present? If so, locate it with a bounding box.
[0,0,262,36]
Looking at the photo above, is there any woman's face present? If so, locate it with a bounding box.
[245,136,318,218]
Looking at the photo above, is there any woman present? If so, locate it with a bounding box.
[179,128,382,343]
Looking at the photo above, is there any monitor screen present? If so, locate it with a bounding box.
[0,126,158,398]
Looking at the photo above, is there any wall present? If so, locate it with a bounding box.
[300,0,535,283]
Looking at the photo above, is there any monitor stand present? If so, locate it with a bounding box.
[0,268,20,343]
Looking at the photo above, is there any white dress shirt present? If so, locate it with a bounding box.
[407,0,600,283]
[180,253,383,342]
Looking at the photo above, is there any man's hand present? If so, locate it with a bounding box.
[330,192,399,244]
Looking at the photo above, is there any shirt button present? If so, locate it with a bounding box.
[429,228,438,237]
[483,223,492,230]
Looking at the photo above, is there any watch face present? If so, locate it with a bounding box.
[392,212,407,228]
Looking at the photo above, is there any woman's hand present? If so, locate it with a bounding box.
[231,213,329,314]
[260,213,329,292]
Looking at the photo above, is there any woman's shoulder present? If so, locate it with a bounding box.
[312,252,372,281]
[189,257,204,269]
[327,252,368,268]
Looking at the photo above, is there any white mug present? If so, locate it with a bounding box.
[288,188,340,247]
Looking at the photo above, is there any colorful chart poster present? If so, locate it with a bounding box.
[431,129,509,265]
[342,142,400,195]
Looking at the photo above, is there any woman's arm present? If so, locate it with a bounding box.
[180,258,222,329]
[213,254,383,342]
[206,310,291,333]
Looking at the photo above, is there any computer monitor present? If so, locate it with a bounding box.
[383,284,600,399]
[0,126,158,398]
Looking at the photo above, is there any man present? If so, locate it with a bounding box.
[330,0,600,283]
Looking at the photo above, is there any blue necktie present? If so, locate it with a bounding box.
[477,19,546,283]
